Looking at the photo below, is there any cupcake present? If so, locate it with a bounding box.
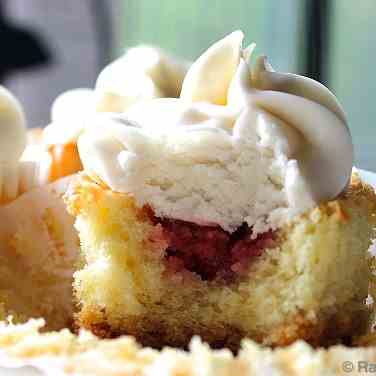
[65,31,376,348]
[0,86,79,330]
[0,176,78,331]
[0,86,50,204]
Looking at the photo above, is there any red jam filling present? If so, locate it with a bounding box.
[156,219,276,282]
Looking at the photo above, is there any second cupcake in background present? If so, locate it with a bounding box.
[39,46,191,182]
[0,45,190,331]
[0,86,78,331]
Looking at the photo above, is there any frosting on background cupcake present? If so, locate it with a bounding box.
[41,46,191,182]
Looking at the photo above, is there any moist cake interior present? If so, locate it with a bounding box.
[66,173,376,350]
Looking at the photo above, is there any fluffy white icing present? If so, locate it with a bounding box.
[42,88,106,148]
[79,31,353,234]
[0,86,51,202]
[43,47,190,147]
[95,45,190,112]
[43,88,95,146]
[181,30,243,105]
[0,86,26,164]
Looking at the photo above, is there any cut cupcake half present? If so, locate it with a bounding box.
[65,31,376,349]
[66,172,375,349]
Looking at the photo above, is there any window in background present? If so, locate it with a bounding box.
[121,0,305,73]
[329,0,376,171]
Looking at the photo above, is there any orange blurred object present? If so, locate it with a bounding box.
[48,143,82,182]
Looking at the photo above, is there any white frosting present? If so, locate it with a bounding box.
[250,57,352,202]
[43,47,190,147]
[95,45,190,112]
[0,86,51,202]
[43,88,95,146]
[79,31,353,234]
[181,30,243,105]
[0,86,26,164]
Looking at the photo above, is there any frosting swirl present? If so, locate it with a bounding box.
[78,31,353,234]
[0,86,50,203]
[95,45,190,113]
[43,88,96,146]
[250,56,352,203]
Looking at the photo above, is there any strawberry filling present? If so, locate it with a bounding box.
[157,219,276,282]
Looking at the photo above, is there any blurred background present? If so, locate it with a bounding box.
[1,0,375,170]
